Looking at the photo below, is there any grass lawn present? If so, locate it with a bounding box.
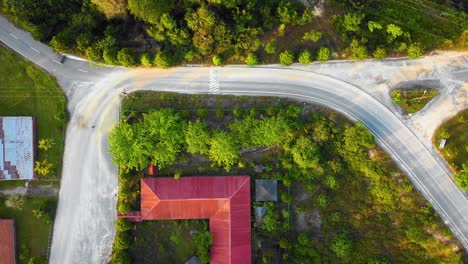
[128,220,207,263]
[0,196,57,262]
[434,109,467,172]
[391,88,438,114]
[0,47,67,181]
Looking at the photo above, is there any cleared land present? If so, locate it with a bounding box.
[0,46,67,184]
[391,88,438,114]
[112,92,465,264]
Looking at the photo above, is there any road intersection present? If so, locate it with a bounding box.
[0,14,467,263]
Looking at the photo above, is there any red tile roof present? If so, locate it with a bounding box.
[0,219,16,264]
[127,176,251,264]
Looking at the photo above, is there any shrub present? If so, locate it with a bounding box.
[116,219,132,232]
[302,30,322,42]
[298,49,312,64]
[279,50,294,66]
[233,108,243,117]
[212,55,222,66]
[114,231,131,250]
[264,39,278,54]
[28,256,46,264]
[154,51,174,68]
[331,233,352,258]
[245,52,258,66]
[373,47,387,60]
[196,108,209,118]
[5,195,25,210]
[174,169,182,180]
[140,52,153,67]
[216,107,224,118]
[118,202,131,215]
[103,48,119,65]
[194,230,213,264]
[317,47,331,62]
[407,42,424,58]
[117,48,138,67]
[85,45,102,62]
[112,250,131,264]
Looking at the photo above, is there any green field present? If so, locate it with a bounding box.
[391,88,438,114]
[0,47,67,181]
[0,196,57,262]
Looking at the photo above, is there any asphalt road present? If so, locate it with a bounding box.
[0,15,467,263]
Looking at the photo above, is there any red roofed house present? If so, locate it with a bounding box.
[120,176,251,264]
[0,219,16,264]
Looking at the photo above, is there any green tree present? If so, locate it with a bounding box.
[298,49,312,64]
[154,51,174,68]
[407,43,424,58]
[279,50,295,66]
[34,160,53,177]
[103,48,119,65]
[208,130,240,171]
[76,33,92,52]
[343,123,375,153]
[317,47,331,62]
[118,203,131,215]
[117,48,138,67]
[386,24,403,41]
[212,55,222,66]
[348,39,367,60]
[367,21,382,32]
[252,115,292,147]
[277,1,299,25]
[245,52,259,66]
[127,0,172,24]
[185,119,211,155]
[109,121,151,171]
[264,39,278,54]
[331,233,352,258]
[140,52,153,67]
[289,136,320,169]
[5,195,25,210]
[141,109,185,168]
[228,116,258,147]
[342,12,365,32]
[196,108,209,117]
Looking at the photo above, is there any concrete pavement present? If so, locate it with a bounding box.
[0,14,467,263]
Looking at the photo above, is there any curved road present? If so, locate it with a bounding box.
[0,15,467,263]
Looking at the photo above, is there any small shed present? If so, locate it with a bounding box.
[255,206,267,225]
[255,179,278,202]
[0,219,16,264]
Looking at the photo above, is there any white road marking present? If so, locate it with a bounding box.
[209,67,220,93]
[9,33,17,39]
[53,60,61,64]
[78,69,88,73]
[30,47,40,53]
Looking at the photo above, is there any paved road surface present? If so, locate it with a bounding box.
[0,15,467,263]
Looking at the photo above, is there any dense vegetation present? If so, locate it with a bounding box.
[1,0,466,67]
[391,88,439,114]
[0,47,67,182]
[110,92,465,263]
[434,109,468,190]
[0,196,57,263]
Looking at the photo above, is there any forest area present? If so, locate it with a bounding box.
[108,92,466,264]
[0,0,467,67]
